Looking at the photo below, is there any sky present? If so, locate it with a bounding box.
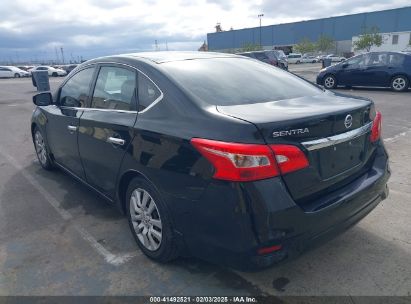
[0,0,409,63]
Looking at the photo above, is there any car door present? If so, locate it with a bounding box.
[0,67,6,78]
[386,53,407,86]
[45,66,96,179]
[361,53,389,86]
[337,54,366,86]
[77,64,139,198]
[0,67,13,77]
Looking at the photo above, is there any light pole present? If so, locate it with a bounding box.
[258,14,264,49]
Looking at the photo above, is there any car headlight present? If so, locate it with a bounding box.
[320,68,327,72]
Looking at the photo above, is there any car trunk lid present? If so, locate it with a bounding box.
[216,93,376,202]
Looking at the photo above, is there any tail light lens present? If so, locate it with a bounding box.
[191,138,309,182]
[370,111,382,142]
[270,145,309,174]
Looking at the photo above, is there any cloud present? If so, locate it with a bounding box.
[0,0,408,63]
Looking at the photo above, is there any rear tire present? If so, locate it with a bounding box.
[52,72,58,77]
[323,74,337,89]
[126,177,179,263]
[33,127,54,170]
[391,75,409,92]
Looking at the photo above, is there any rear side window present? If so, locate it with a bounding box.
[137,73,162,111]
[60,67,95,108]
[388,54,405,67]
[91,66,137,111]
[366,53,388,66]
[163,58,322,106]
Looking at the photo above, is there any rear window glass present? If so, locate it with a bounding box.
[162,58,321,106]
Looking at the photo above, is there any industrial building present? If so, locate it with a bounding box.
[207,6,411,55]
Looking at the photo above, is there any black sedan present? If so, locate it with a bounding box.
[317,51,411,91]
[31,52,390,270]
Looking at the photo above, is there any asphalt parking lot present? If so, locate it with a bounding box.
[0,68,410,297]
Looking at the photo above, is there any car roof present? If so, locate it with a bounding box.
[97,51,239,64]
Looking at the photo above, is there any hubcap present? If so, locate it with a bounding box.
[324,77,335,88]
[393,78,406,90]
[34,131,47,165]
[130,188,162,251]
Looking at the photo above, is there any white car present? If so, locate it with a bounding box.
[0,66,30,78]
[325,54,346,62]
[29,66,67,77]
[287,53,303,64]
[300,56,319,63]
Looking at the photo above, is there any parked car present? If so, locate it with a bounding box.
[0,66,30,78]
[287,53,303,64]
[317,51,411,91]
[31,52,389,270]
[62,64,79,74]
[29,66,67,77]
[325,54,346,62]
[17,66,31,71]
[301,55,319,63]
[236,50,288,70]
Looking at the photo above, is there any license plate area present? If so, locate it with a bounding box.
[317,135,366,180]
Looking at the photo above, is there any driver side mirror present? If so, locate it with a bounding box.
[342,63,349,68]
[33,92,53,106]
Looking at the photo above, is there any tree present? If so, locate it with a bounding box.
[240,43,262,52]
[353,26,383,52]
[316,35,335,53]
[293,38,316,54]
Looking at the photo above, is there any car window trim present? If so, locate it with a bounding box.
[58,62,164,114]
[56,64,99,108]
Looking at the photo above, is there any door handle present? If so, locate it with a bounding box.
[67,125,77,133]
[107,137,125,146]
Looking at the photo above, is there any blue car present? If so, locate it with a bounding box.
[317,51,411,92]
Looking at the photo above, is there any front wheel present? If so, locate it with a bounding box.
[14,73,20,78]
[52,72,58,77]
[391,75,409,92]
[33,127,54,170]
[126,177,179,263]
[323,74,337,89]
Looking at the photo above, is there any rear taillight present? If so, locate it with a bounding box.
[190,138,309,182]
[370,111,382,143]
[270,145,309,175]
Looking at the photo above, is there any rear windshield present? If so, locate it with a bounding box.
[162,57,322,106]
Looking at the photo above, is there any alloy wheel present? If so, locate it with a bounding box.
[324,76,335,89]
[34,131,48,166]
[392,77,406,91]
[129,188,163,251]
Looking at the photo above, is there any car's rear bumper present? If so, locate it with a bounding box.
[168,142,390,270]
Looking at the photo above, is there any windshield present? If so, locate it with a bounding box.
[162,57,322,106]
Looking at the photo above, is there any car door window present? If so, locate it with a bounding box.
[366,53,387,67]
[346,55,365,68]
[91,66,137,111]
[138,73,162,112]
[60,67,95,108]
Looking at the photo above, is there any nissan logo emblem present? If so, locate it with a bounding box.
[344,114,353,129]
